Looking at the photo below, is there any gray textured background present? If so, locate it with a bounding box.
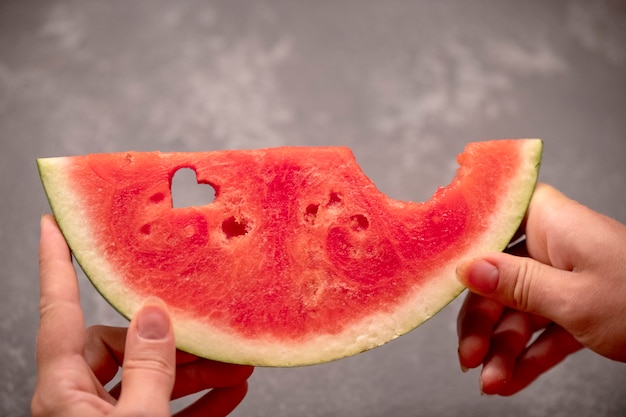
[1,1,626,416]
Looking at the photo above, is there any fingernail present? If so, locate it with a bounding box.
[458,348,469,373]
[458,259,499,294]
[40,213,54,229]
[136,298,171,340]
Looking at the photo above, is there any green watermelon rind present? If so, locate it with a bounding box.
[37,140,542,366]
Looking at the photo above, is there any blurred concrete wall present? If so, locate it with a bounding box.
[1,1,625,416]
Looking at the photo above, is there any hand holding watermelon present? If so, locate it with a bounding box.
[31,215,253,417]
[457,183,626,396]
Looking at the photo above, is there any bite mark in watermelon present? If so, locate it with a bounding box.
[37,139,542,366]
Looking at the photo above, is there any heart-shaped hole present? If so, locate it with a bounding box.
[171,167,216,208]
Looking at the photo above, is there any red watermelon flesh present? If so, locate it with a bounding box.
[37,139,542,366]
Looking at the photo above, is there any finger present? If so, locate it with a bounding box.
[85,326,201,382]
[176,381,249,417]
[84,325,127,384]
[495,324,583,396]
[116,297,176,416]
[479,310,534,395]
[110,356,253,401]
[107,355,249,402]
[88,324,253,400]
[171,360,254,400]
[456,253,572,321]
[37,214,85,366]
[457,291,505,370]
[523,182,595,268]
[500,183,555,259]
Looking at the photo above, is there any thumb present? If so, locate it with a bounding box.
[116,297,176,416]
[457,253,571,320]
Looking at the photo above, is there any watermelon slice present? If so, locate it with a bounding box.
[37,139,542,366]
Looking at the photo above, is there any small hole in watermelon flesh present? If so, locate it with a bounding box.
[171,167,216,208]
[222,216,249,238]
[150,192,165,203]
[328,192,342,206]
[304,204,319,224]
[350,214,369,231]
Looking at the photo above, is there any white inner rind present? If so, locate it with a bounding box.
[37,139,542,366]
